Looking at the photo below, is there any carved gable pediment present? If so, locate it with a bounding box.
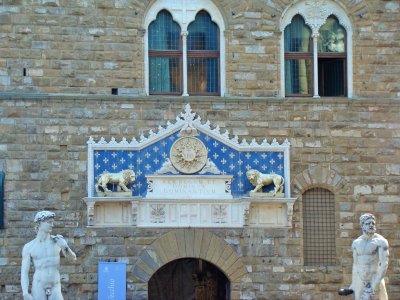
[84,104,296,228]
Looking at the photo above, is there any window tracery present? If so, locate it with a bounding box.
[280,0,353,98]
[144,0,225,96]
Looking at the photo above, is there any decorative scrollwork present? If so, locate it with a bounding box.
[150,204,166,223]
[212,205,227,223]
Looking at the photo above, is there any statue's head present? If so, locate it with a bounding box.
[359,213,376,235]
[34,211,55,232]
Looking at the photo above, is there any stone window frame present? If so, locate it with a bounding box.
[144,0,226,96]
[280,0,353,98]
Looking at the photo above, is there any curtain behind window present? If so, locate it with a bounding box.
[284,15,312,95]
[187,11,219,95]
[149,10,181,94]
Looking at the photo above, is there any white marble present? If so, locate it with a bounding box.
[349,213,389,300]
[21,211,76,300]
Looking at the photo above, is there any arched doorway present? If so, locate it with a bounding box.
[148,258,230,300]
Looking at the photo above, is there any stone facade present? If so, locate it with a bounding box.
[0,0,399,299]
[0,98,399,299]
[0,0,399,98]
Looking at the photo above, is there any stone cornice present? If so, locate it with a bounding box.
[0,93,399,105]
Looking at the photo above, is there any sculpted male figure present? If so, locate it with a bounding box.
[349,213,389,300]
[21,211,76,300]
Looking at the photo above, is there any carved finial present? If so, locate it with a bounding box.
[110,137,117,144]
[130,137,139,146]
[140,134,148,143]
[179,103,199,137]
[87,136,95,144]
[250,139,258,146]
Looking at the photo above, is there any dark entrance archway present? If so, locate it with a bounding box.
[148,258,231,300]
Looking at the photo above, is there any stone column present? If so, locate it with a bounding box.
[313,33,320,98]
[181,30,189,96]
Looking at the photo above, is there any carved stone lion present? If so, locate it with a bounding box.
[246,169,284,195]
[95,169,135,193]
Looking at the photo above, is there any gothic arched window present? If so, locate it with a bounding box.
[280,0,353,98]
[187,11,219,95]
[145,0,225,96]
[284,15,313,96]
[148,10,182,94]
[318,16,347,96]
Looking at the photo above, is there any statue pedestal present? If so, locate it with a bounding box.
[249,191,285,198]
[95,191,132,197]
[243,196,297,227]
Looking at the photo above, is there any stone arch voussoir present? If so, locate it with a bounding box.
[293,165,348,195]
[132,229,248,284]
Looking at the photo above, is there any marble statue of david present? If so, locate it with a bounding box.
[21,211,76,300]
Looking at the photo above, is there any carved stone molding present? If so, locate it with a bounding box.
[84,104,295,228]
[212,205,228,224]
[303,0,330,33]
[170,137,208,174]
[280,0,353,34]
[150,204,166,223]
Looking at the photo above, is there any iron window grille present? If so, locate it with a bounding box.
[303,188,336,266]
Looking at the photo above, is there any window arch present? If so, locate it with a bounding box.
[280,0,353,98]
[302,188,336,266]
[144,0,226,96]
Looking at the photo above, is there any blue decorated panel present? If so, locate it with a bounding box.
[93,131,286,198]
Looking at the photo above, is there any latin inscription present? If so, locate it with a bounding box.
[160,179,217,195]
[146,175,233,199]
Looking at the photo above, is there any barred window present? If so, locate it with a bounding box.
[146,2,225,96]
[187,11,219,95]
[303,188,336,266]
[148,10,182,94]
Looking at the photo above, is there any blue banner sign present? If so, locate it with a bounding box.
[98,262,126,300]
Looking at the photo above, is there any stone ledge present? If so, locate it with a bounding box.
[0,92,399,105]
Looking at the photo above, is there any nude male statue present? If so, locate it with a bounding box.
[348,213,389,300]
[21,211,76,300]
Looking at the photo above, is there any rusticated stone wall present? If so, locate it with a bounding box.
[0,96,399,299]
[0,0,399,98]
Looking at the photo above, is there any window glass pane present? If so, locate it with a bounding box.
[303,188,336,266]
[318,16,346,53]
[149,10,180,50]
[284,15,312,52]
[188,11,218,51]
[318,58,345,96]
[188,57,218,94]
[149,57,181,93]
[285,59,312,95]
